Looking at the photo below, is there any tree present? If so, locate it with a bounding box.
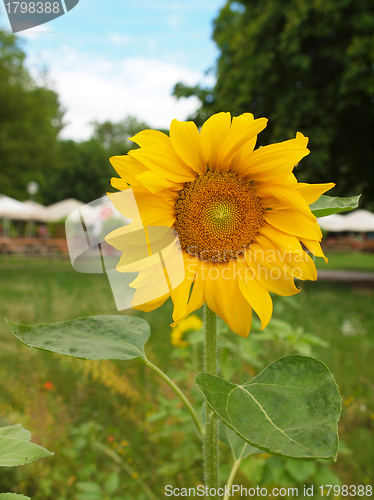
[174,0,374,207]
[91,115,151,156]
[0,29,64,202]
[44,139,112,204]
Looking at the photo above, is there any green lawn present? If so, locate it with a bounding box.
[0,256,373,498]
[316,251,374,272]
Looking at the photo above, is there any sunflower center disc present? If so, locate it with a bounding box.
[174,171,264,263]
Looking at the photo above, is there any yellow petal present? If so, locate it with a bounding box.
[108,189,176,227]
[170,119,207,175]
[256,183,316,221]
[111,177,130,191]
[105,218,144,252]
[135,170,182,194]
[236,133,310,182]
[284,173,298,184]
[259,224,302,254]
[130,264,171,309]
[129,129,171,149]
[200,112,231,171]
[110,155,148,186]
[204,260,253,337]
[285,252,318,281]
[237,259,273,330]
[171,259,206,325]
[130,149,196,184]
[245,247,301,296]
[255,234,317,281]
[264,209,322,240]
[301,238,328,263]
[171,256,198,322]
[296,182,335,204]
[133,293,170,312]
[220,115,268,167]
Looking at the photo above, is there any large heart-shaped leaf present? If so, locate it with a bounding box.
[310,195,360,217]
[0,436,53,467]
[0,424,31,441]
[220,424,260,461]
[6,315,150,361]
[196,355,341,461]
[0,494,31,499]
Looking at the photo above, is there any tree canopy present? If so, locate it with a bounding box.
[174,0,374,207]
[91,115,151,156]
[0,30,63,202]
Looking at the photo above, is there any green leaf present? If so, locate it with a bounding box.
[285,459,317,482]
[0,494,31,499]
[310,195,360,217]
[104,472,120,495]
[6,315,150,361]
[196,355,341,461]
[0,424,31,441]
[0,436,53,467]
[220,424,260,461]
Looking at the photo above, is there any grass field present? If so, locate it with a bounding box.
[0,255,373,499]
[316,251,374,272]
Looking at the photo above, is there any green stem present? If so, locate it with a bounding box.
[223,457,242,500]
[93,441,158,500]
[204,304,219,498]
[140,357,204,438]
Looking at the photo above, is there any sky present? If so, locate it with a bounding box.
[0,0,224,139]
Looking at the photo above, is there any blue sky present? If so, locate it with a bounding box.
[0,0,224,139]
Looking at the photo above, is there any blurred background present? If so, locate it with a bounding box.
[0,0,373,498]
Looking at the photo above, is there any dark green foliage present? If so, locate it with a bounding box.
[0,30,63,202]
[42,139,112,204]
[91,115,151,156]
[174,0,374,207]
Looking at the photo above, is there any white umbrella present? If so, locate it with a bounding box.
[341,209,374,232]
[23,200,51,222]
[0,195,35,220]
[317,213,347,232]
[46,199,84,221]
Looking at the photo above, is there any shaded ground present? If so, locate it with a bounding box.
[318,269,374,284]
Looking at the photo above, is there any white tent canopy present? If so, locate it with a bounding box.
[342,209,374,232]
[0,195,44,221]
[45,199,84,221]
[317,213,347,232]
[0,196,86,223]
[318,209,374,232]
[23,200,51,221]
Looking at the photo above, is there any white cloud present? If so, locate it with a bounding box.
[19,24,55,37]
[108,32,132,45]
[28,47,213,140]
[166,13,184,31]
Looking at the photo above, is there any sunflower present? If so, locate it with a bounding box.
[171,314,203,348]
[105,112,334,337]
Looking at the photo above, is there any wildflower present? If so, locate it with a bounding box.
[171,328,188,348]
[44,381,53,390]
[107,113,333,337]
[171,314,203,347]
